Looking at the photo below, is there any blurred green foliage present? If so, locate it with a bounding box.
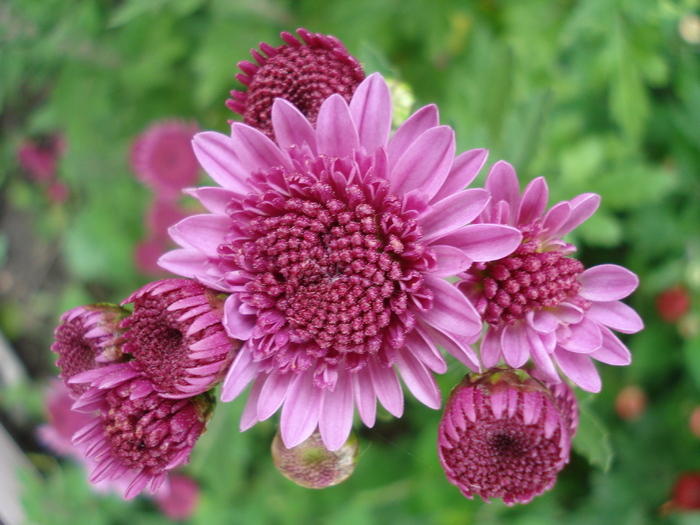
[2,0,700,523]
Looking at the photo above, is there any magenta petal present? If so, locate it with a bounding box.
[516,177,549,226]
[420,275,481,337]
[433,148,488,203]
[158,249,210,282]
[558,317,603,353]
[349,73,392,153]
[407,327,447,374]
[315,94,359,157]
[437,224,522,262]
[240,376,264,430]
[421,324,481,371]
[192,132,249,194]
[589,327,632,366]
[389,126,455,200]
[231,123,292,173]
[554,193,600,237]
[554,349,601,393]
[221,345,258,402]
[421,188,490,241]
[529,310,559,333]
[480,327,502,368]
[367,357,403,418]
[271,99,317,153]
[319,369,354,451]
[527,328,560,384]
[352,369,377,427]
[551,303,585,324]
[396,347,441,409]
[586,301,644,334]
[280,370,322,448]
[168,215,230,258]
[500,323,530,368]
[430,245,472,278]
[223,294,256,340]
[387,104,439,168]
[257,371,294,421]
[541,201,571,236]
[485,161,520,219]
[186,187,240,215]
[579,265,639,301]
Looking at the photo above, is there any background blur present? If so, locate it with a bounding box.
[1,0,700,524]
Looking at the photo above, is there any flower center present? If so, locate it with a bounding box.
[231,159,432,372]
[474,240,584,325]
[102,382,205,474]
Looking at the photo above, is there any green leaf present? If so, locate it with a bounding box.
[574,403,614,472]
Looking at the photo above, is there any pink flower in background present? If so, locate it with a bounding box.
[160,73,522,450]
[130,120,200,199]
[437,368,577,505]
[458,162,643,392]
[227,28,365,140]
[135,200,191,275]
[153,474,201,520]
[17,134,67,184]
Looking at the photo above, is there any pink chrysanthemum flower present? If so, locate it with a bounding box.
[227,28,365,140]
[70,373,213,499]
[17,134,67,184]
[437,368,577,505]
[96,279,240,399]
[130,120,200,199]
[159,73,522,450]
[51,304,128,397]
[458,162,644,392]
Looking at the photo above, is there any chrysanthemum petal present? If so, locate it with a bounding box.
[192,132,250,194]
[352,369,377,427]
[221,345,258,402]
[420,275,481,337]
[257,371,294,421]
[406,327,447,373]
[480,327,502,368]
[280,370,323,448]
[223,294,256,340]
[389,126,455,200]
[349,72,392,153]
[501,323,531,368]
[554,193,600,237]
[157,250,212,283]
[231,123,293,173]
[541,201,571,236]
[396,347,441,409]
[586,301,644,334]
[579,265,639,301]
[367,358,403,418]
[527,328,560,384]
[485,161,520,221]
[421,188,490,242]
[387,104,439,168]
[517,177,548,226]
[421,324,481,371]
[271,99,317,152]
[185,187,240,215]
[319,369,354,451]
[168,215,229,258]
[437,224,522,262]
[529,310,559,333]
[557,317,603,353]
[433,148,488,203]
[315,94,359,157]
[553,349,601,393]
[430,245,473,278]
[240,376,264,430]
[589,327,632,366]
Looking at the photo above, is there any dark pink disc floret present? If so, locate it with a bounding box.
[227,28,365,139]
[437,369,577,505]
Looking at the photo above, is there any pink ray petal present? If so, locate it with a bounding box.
[271,98,317,153]
[406,326,447,373]
[579,265,640,301]
[541,201,571,236]
[589,327,632,366]
[501,323,531,368]
[315,94,359,157]
[516,177,549,226]
[557,316,603,353]
[257,371,294,421]
[437,224,522,262]
[485,161,520,218]
[554,193,600,237]
[553,349,601,393]
[319,369,354,451]
[433,148,488,202]
[185,187,240,215]
[420,275,481,337]
[192,132,250,194]
[231,123,293,173]
[480,327,502,368]
[223,294,256,340]
[421,188,490,241]
[280,370,322,448]
[387,104,439,168]
[389,126,455,200]
[352,369,377,427]
[349,72,392,153]
[395,347,441,409]
[527,328,560,384]
[240,375,264,430]
[367,357,403,418]
[168,215,230,258]
[220,345,258,402]
[529,310,560,333]
[586,301,644,334]
[429,244,472,278]
[421,323,481,371]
